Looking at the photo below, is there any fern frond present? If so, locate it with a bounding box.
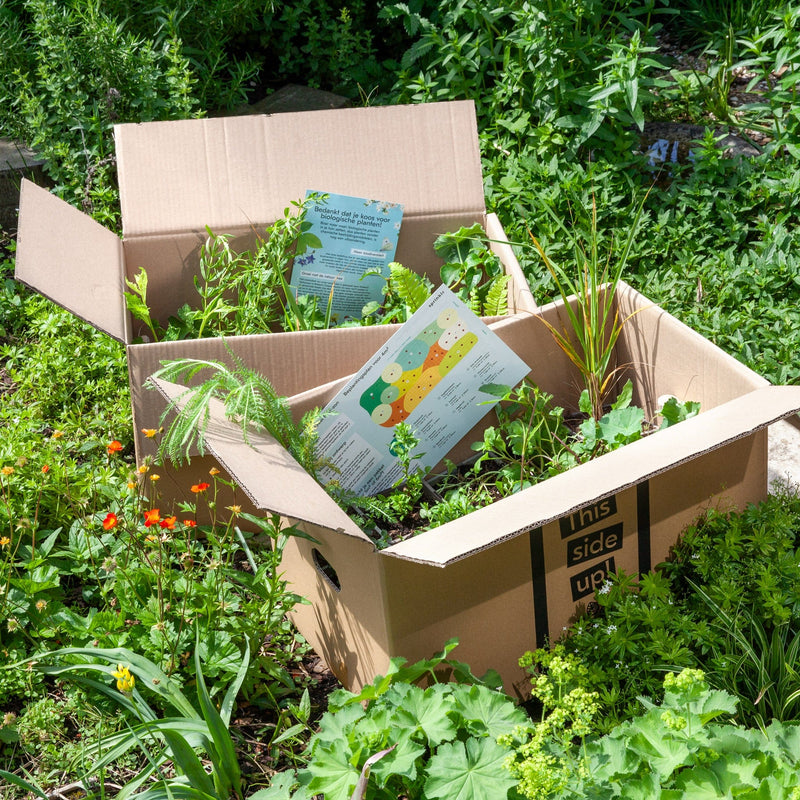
[388,263,433,313]
[151,349,326,478]
[483,275,509,316]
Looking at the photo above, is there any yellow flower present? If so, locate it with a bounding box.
[1,466,14,476]
[149,474,161,482]
[137,464,150,474]
[51,430,64,440]
[111,663,135,693]
[141,428,158,439]
[209,467,220,476]
[0,537,9,547]
[35,599,47,611]
[127,481,137,490]
[226,505,241,516]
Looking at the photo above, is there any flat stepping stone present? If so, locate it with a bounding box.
[0,139,47,233]
[236,83,350,116]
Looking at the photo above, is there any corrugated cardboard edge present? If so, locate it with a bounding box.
[114,101,486,239]
[15,180,129,342]
[150,377,370,543]
[384,385,800,566]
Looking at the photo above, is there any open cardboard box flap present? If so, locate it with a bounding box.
[15,100,494,345]
[151,376,800,567]
[152,377,368,541]
[15,180,129,341]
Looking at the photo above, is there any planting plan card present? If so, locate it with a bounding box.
[315,285,530,496]
[289,191,404,322]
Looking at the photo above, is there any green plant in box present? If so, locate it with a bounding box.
[528,192,649,420]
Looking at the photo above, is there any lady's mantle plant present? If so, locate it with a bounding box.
[503,665,800,799]
[266,640,529,800]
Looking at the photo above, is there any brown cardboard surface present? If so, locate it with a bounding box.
[14,100,536,470]
[15,181,128,342]
[114,103,485,239]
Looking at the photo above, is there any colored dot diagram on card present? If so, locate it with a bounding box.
[359,309,479,428]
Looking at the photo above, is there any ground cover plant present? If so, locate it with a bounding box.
[3,0,800,795]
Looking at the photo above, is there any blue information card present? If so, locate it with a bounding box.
[289,191,404,321]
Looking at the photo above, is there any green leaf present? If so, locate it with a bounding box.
[313,701,366,745]
[483,275,509,316]
[193,644,242,796]
[307,740,360,800]
[0,770,48,799]
[159,729,216,796]
[452,684,529,739]
[388,262,432,312]
[611,379,633,410]
[597,406,644,447]
[369,729,426,785]
[389,684,457,747]
[247,770,302,799]
[424,738,517,800]
[625,725,692,778]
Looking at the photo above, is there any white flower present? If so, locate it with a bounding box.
[598,580,613,595]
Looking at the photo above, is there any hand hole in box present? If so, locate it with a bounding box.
[312,548,341,592]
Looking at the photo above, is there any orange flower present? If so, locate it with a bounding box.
[183,519,197,528]
[143,509,160,528]
[191,482,210,494]
[1,466,13,476]
[159,516,176,530]
[107,440,123,455]
[102,512,118,531]
[52,430,63,440]
[41,464,50,474]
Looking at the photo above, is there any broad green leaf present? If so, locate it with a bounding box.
[619,772,660,800]
[597,406,644,447]
[247,770,302,799]
[389,684,457,746]
[625,726,692,778]
[370,730,426,785]
[762,720,800,765]
[707,752,760,791]
[307,740,361,800]
[424,738,517,800]
[611,379,633,410]
[452,684,528,738]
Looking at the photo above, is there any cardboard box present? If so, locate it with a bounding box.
[152,281,800,696]
[13,100,535,462]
